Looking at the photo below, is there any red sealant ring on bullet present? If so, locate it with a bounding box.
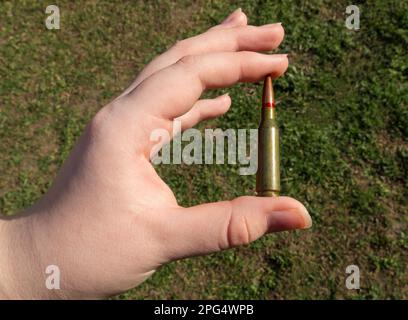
[263,101,275,108]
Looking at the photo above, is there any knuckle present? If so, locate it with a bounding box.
[89,110,107,134]
[226,212,251,247]
[177,54,197,68]
[88,103,115,136]
[172,39,191,55]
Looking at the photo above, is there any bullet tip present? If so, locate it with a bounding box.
[262,75,275,108]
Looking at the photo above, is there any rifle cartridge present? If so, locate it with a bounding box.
[256,75,280,197]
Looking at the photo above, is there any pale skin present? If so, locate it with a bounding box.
[0,9,312,299]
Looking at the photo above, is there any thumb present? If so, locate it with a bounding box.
[163,196,312,261]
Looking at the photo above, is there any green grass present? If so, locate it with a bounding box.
[1,0,407,299]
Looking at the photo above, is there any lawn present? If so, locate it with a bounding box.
[0,0,407,299]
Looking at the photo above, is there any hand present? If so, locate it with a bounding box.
[0,9,311,299]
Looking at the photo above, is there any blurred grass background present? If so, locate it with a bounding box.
[0,0,407,299]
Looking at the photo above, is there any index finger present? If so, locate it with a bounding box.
[126,51,288,120]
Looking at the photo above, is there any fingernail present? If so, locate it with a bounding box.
[216,92,230,101]
[267,208,312,232]
[260,22,282,28]
[299,206,313,229]
[271,53,288,60]
[221,8,243,25]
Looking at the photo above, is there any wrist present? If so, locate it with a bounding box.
[0,210,58,299]
[0,217,12,298]
[0,215,28,299]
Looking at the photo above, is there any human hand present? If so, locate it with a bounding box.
[0,9,311,299]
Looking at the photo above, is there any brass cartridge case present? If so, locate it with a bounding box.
[256,76,280,197]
